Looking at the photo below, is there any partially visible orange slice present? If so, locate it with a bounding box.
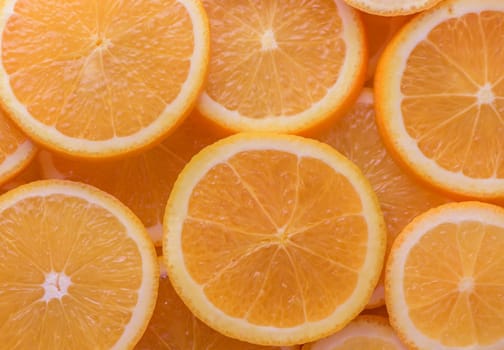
[0,0,209,158]
[387,202,504,349]
[164,133,386,345]
[375,0,504,200]
[0,155,40,194]
[197,0,366,134]
[361,13,411,84]
[316,88,448,308]
[303,315,407,349]
[0,180,158,349]
[0,109,36,186]
[38,115,220,246]
[136,257,300,350]
[344,0,442,15]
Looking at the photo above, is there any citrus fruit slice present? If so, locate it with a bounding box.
[0,155,40,194]
[343,0,442,15]
[38,115,220,246]
[375,0,504,200]
[0,180,158,349]
[386,201,504,350]
[136,257,300,350]
[303,315,407,350]
[0,108,36,185]
[164,133,386,345]
[361,14,411,85]
[197,0,366,134]
[316,88,448,308]
[0,0,209,158]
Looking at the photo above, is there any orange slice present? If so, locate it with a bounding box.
[375,0,504,200]
[361,13,411,85]
[197,0,366,134]
[136,257,300,350]
[38,115,220,246]
[0,108,36,185]
[316,88,448,308]
[344,0,443,15]
[164,133,386,345]
[0,180,158,349]
[0,0,209,159]
[303,315,407,349]
[0,156,40,194]
[386,201,504,349]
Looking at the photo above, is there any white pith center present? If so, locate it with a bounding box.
[41,271,72,302]
[261,29,278,51]
[458,276,474,293]
[477,83,495,105]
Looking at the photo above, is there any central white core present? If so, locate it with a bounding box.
[477,83,495,104]
[458,276,474,293]
[261,29,278,51]
[91,34,112,50]
[41,271,72,302]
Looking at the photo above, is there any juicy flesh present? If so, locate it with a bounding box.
[0,110,27,163]
[0,194,144,349]
[404,221,504,346]
[2,0,194,140]
[401,11,504,178]
[136,270,285,349]
[202,0,345,118]
[182,150,368,327]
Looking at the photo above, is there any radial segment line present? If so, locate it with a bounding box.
[225,162,279,230]
[243,247,280,319]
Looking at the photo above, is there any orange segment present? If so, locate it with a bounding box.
[0,180,158,349]
[136,258,300,350]
[303,315,407,349]
[0,0,209,158]
[375,0,504,200]
[38,115,220,246]
[0,108,36,186]
[343,0,443,15]
[164,133,386,345]
[316,88,448,308]
[386,202,504,349]
[197,0,366,134]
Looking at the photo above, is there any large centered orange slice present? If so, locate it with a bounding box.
[38,115,220,246]
[0,108,36,185]
[197,0,366,134]
[164,133,386,345]
[386,202,504,349]
[316,88,448,308]
[136,257,300,350]
[0,0,209,158]
[375,0,504,200]
[0,180,158,349]
[303,315,407,349]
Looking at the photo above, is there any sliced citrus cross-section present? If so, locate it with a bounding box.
[0,154,40,194]
[0,0,209,158]
[386,202,504,350]
[197,0,366,134]
[0,108,36,186]
[343,0,442,15]
[303,315,407,350]
[164,133,386,346]
[136,257,300,350]
[316,88,448,308]
[0,180,158,349]
[38,115,221,246]
[375,0,504,200]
